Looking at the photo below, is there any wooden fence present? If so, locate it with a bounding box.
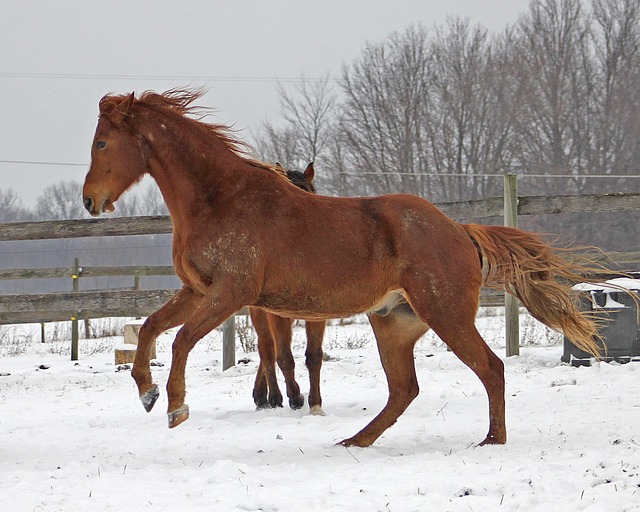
[1,183,639,364]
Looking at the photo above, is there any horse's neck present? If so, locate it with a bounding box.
[144,126,240,225]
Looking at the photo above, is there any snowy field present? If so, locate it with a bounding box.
[0,312,638,512]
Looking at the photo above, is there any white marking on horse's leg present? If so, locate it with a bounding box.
[309,405,325,416]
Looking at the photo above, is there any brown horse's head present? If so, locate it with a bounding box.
[82,92,148,216]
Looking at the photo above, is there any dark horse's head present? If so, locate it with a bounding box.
[278,162,316,193]
[83,92,148,216]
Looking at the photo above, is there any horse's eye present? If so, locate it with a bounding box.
[96,140,107,150]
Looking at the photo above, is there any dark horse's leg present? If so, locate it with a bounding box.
[339,305,428,447]
[131,286,203,412]
[252,311,326,412]
[305,320,326,414]
[251,308,284,408]
[269,314,305,410]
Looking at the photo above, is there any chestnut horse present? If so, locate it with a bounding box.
[83,89,602,447]
[251,163,327,412]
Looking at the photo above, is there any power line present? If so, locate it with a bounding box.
[337,171,640,179]
[0,159,87,167]
[3,159,640,180]
[0,72,335,84]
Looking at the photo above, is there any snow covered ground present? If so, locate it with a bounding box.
[0,313,638,511]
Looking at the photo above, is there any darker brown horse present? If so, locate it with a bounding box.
[251,162,327,413]
[83,89,602,448]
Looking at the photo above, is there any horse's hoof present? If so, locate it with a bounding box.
[336,437,364,448]
[268,395,284,408]
[255,402,280,410]
[478,433,507,446]
[289,395,305,410]
[309,405,325,416]
[167,404,189,428]
[140,384,159,413]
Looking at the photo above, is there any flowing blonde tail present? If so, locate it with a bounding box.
[462,223,602,358]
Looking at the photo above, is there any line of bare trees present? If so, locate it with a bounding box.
[0,181,168,222]
[255,0,640,204]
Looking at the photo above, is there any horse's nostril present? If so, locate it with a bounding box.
[83,197,94,212]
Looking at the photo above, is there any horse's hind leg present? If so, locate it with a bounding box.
[250,308,283,408]
[269,314,305,409]
[339,305,429,447]
[433,320,505,445]
[405,282,506,445]
[305,320,326,415]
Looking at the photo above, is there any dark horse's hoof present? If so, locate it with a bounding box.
[140,384,160,412]
[289,394,305,410]
[268,393,284,408]
[255,401,283,410]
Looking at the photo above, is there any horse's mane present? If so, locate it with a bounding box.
[102,88,285,178]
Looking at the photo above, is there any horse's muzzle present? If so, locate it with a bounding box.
[83,196,95,214]
[83,196,115,216]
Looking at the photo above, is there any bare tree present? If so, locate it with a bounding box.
[254,76,337,192]
[590,0,640,182]
[34,180,87,220]
[337,21,518,201]
[425,17,519,201]
[0,188,31,222]
[139,183,169,215]
[339,25,433,196]
[511,0,592,194]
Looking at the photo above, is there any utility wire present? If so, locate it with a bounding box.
[3,159,640,179]
[0,72,334,84]
[0,159,87,167]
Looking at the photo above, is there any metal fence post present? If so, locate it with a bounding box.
[71,257,80,361]
[504,173,520,357]
[222,314,236,370]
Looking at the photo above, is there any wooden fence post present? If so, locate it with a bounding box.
[504,174,520,357]
[222,315,236,371]
[71,257,80,361]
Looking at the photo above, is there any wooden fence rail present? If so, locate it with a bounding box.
[1,191,639,243]
[1,188,639,364]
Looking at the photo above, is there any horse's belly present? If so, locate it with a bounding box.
[254,287,405,321]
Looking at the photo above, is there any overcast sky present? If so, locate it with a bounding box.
[0,0,532,207]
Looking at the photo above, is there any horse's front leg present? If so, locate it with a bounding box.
[131,286,203,413]
[166,287,247,428]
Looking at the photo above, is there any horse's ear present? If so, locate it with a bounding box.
[110,92,135,125]
[274,162,287,177]
[304,162,315,183]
